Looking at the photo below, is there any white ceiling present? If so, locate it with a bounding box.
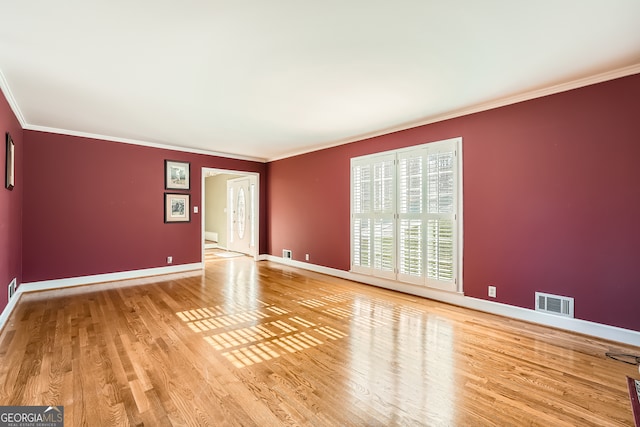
[1,1,639,162]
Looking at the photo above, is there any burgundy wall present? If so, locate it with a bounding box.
[23,131,267,282]
[267,74,640,331]
[0,90,23,314]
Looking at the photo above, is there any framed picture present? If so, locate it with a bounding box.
[6,133,14,190]
[165,160,190,190]
[164,193,191,223]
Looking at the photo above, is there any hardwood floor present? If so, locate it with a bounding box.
[0,257,638,426]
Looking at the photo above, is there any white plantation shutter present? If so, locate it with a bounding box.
[352,163,371,270]
[424,147,457,290]
[397,151,424,284]
[373,159,393,213]
[399,219,423,280]
[352,163,371,214]
[372,157,395,278]
[352,217,371,269]
[351,138,461,292]
[351,155,395,278]
[426,218,454,284]
[373,218,394,273]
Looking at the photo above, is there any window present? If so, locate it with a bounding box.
[350,137,462,292]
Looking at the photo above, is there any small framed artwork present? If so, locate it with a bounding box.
[165,160,190,190]
[5,132,14,190]
[164,193,191,223]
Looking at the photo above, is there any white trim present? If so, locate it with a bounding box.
[25,124,267,163]
[264,255,640,347]
[1,69,264,162]
[0,287,22,334]
[0,263,203,334]
[19,263,202,293]
[268,64,640,162]
[204,231,219,242]
[456,139,464,293]
[0,68,27,127]
[201,168,261,262]
[1,67,265,162]
[4,63,639,163]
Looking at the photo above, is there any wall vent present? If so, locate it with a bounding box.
[282,249,292,260]
[535,292,574,318]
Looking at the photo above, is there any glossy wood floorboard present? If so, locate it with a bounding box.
[1,257,638,426]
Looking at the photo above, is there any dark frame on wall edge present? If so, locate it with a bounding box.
[5,132,14,190]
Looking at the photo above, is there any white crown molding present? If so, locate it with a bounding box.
[0,66,266,162]
[4,63,640,163]
[0,68,27,128]
[268,63,640,162]
[264,255,640,347]
[25,124,268,163]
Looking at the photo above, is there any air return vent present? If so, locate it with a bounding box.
[282,249,292,260]
[535,292,574,318]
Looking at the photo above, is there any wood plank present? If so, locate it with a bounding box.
[0,257,638,425]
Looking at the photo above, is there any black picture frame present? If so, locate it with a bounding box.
[164,193,191,223]
[6,133,14,190]
[165,160,190,190]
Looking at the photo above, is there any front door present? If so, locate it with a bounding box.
[228,177,253,255]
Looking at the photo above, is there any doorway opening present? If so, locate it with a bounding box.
[201,168,259,262]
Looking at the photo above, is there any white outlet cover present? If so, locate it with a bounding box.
[488,286,496,298]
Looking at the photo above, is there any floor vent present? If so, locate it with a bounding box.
[282,249,292,260]
[535,292,574,318]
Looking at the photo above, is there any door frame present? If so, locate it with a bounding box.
[201,168,260,263]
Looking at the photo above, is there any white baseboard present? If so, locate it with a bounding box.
[264,255,640,347]
[19,263,203,293]
[204,231,219,242]
[0,263,203,333]
[4,257,638,347]
[0,290,22,334]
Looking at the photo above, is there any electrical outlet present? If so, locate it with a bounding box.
[305,254,309,261]
[167,256,173,264]
[488,285,497,298]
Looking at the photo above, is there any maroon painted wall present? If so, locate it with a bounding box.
[23,131,267,282]
[267,73,640,331]
[0,89,23,314]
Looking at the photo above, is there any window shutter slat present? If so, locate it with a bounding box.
[373,159,394,213]
[399,219,423,277]
[374,219,394,272]
[426,218,454,281]
[352,218,371,268]
[399,156,423,214]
